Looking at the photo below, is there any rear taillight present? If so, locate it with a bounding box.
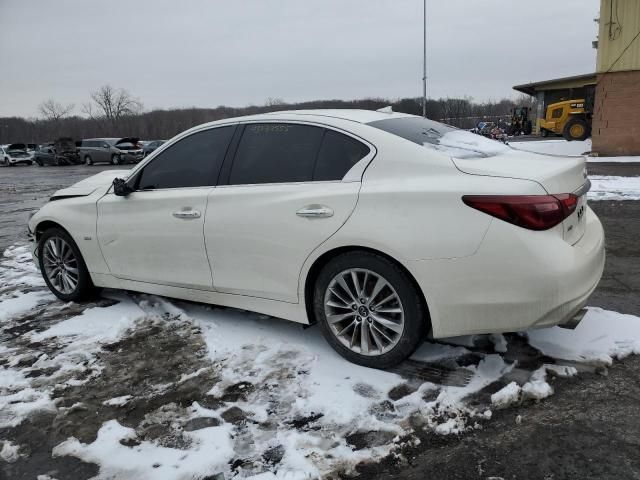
[462,194,578,231]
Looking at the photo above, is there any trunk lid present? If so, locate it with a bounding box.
[452,147,589,245]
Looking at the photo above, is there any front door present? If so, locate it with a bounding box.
[98,188,213,288]
[97,125,236,289]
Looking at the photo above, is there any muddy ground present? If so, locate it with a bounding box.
[0,163,639,479]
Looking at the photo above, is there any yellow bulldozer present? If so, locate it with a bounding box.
[539,98,593,141]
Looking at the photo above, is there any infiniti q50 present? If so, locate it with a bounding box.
[28,110,605,368]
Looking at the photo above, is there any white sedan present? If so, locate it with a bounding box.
[28,110,605,368]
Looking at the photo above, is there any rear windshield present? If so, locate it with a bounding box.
[367,117,456,146]
[367,116,510,158]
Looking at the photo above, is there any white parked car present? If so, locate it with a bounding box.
[1,143,35,166]
[28,110,605,368]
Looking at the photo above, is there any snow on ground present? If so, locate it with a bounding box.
[588,175,640,201]
[509,138,640,163]
[2,245,640,479]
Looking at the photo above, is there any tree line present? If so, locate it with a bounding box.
[0,85,536,144]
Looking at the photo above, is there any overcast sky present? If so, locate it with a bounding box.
[0,0,600,118]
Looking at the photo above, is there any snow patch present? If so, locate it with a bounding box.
[588,175,640,201]
[103,395,133,407]
[1,440,22,462]
[527,308,640,363]
[53,419,236,480]
[510,139,591,157]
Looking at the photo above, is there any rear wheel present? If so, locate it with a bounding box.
[313,251,427,368]
[540,128,549,138]
[38,228,95,302]
[84,155,93,166]
[111,154,120,165]
[563,117,591,141]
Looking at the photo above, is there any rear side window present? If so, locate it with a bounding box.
[314,130,370,181]
[137,126,234,190]
[229,124,324,185]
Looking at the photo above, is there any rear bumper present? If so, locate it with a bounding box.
[408,206,605,338]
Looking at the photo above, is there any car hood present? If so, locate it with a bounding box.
[51,170,130,199]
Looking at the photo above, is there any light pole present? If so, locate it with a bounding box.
[422,0,427,118]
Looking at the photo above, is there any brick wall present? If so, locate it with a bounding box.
[592,70,640,156]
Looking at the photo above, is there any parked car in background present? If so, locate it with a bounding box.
[1,144,34,166]
[28,110,604,368]
[34,138,82,166]
[79,138,144,165]
[142,140,166,157]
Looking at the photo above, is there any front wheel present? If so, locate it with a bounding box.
[313,251,428,369]
[38,228,95,302]
[111,154,120,165]
[84,155,93,166]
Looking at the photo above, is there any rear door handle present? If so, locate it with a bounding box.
[172,208,201,219]
[296,205,334,218]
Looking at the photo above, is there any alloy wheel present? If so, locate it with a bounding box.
[323,268,405,356]
[42,236,80,295]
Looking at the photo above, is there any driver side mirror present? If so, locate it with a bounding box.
[103,144,109,149]
[113,177,133,197]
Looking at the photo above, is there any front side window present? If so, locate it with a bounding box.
[551,108,563,119]
[137,126,235,190]
[229,123,324,185]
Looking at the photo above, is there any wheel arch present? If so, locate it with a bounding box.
[34,219,71,242]
[303,245,432,333]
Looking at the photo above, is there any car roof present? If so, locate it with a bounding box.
[187,109,416,133]
[262,109,414,124]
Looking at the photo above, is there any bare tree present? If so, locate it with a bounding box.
[83,85,143,127]
[38,99,74,121]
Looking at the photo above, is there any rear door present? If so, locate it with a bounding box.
[97,126,236,288]
[205,122,374,302]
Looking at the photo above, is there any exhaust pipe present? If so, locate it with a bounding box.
[560,308,588,330]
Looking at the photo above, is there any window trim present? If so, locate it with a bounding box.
[129,124,237,192]
[217,120,376,188]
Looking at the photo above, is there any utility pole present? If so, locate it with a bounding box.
[422,0,427,118]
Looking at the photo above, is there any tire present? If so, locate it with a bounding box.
[313,251,427,369]
[84,155,93,166]
[111,154,120,165]
[38,227,95,302]
[540,128,549,138]
[563,117,591,141]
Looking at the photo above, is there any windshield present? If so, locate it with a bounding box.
[367,116,510,158]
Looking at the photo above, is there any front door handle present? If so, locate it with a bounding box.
[172,208,201,219]
[296,204,334,218]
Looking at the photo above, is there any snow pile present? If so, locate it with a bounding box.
[491,382,521,408]
[588,175,640,201]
